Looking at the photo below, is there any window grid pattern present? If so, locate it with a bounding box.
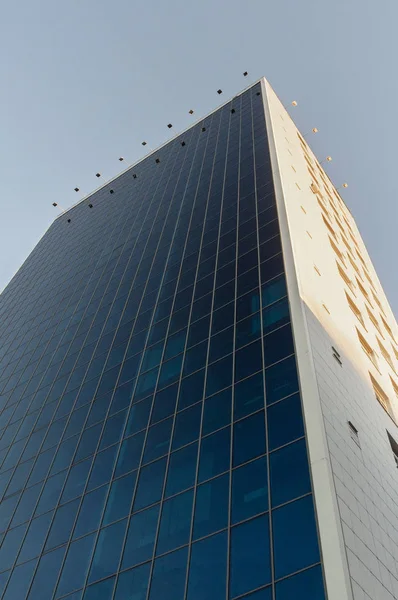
[0,84,326,600]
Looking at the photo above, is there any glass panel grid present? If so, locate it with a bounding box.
[0,83,326,600]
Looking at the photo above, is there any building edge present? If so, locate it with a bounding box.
[261,77,354,600]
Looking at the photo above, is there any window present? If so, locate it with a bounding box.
[357,329,378,369]
[378,338,396,374]
[363,268,376,292]
[347,253,360,277]
[313,265,321,277]
[337,261,355,294]
[366,306,383,337]
[322,215,337,239]
[387,431,398,468]
[317,197,330,218]
[332,346,342,365]
[381,315,396,343]
[348,421,360,447]
[392,344,398,362]
[329,237,346,265]
[356,278,371,305]
[341,234,353,255]
[301,205,307,214]
[346,293,365,328]
[372,290,386,315]
[390,376,398,401]
[369,373,395,421]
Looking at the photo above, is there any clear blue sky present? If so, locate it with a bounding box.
[1,0,397,311]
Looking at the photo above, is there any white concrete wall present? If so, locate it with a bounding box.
[263,78,398,600]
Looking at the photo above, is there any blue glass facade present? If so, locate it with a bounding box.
[0,83,326,599]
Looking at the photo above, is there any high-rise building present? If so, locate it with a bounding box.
[0,78,396,600]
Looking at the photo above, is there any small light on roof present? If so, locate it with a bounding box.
[217,89,223,95]
[312,128,318,133]
[291,100,298,107]
[67,219,71,223]
[133,174,137,179]
[243,71,248,76]
[142,141,147,146]
[88,204,93,208]
[256,92,260,96]
[95,173,101,178]
[189,109,194,115]
[52,202,57,207]
[231,108,235,114]
[155,158,160,164]
[74,187,79,192]
[201,127,206,132]
[167,124,172,129]
[181,141,186,147]
[119,157,124,161]
[109,189,114,194]
[342,183,348,188]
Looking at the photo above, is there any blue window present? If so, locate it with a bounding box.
[56,533,96,597]
[263,324,294,367]
[233,411,266,467]
[125,396,152,436]
[183,341,208,376]
[115,431,145,477]
[262,297,290,334]
[235,313,261,350]
[2,559,37,600]
[267,393,304,450]
[208,326,234,364]
[61,458,92,503]
[193,473,229,540]
[187,531,227,600]
[202,388,232,435]
[275,564,325,599]
[122,504,160,568]
[206,355,233,396]
[198,426,230,482]
[142,341,164,372]
[158,354,184,388]
[151,383,178,424]
[149,546,188,600]
[16,513,53,569]
[234,372,264,420]
[143,417,173,463]
[156,489,193,554]
[235,340,263,382]
[165,442,198,497]
[73,485,108,538]
[103,471,137,525]
[265,355,298,404]
[45,498,79,551]
[232,456,268,524]
[178,369,205,410]
[236,290,260,322]
[89,519,127,582]
[28,545,66,599]
[114,562,150,600]
[164,329,187,360]
[230,515,271,598]
[270,439,311,507]
[87,444,118,490]
[133,457,166,511]
[0,522,28,571]
[272,495,320,579]
[84,577,115,599]
[172,404,202,450]
[35,470,66,515]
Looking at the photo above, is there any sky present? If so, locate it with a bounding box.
[1,0,397,312]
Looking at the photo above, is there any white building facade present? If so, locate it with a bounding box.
[263,78,398,600]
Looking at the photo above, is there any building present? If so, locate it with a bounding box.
[0,78,396,600]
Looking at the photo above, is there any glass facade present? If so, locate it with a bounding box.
[0,83,326,599]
